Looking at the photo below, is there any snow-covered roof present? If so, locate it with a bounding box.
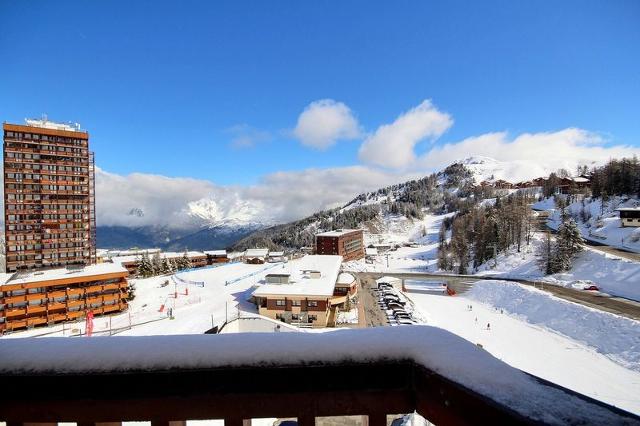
[0,263,128,286]
[336,272,356,286]
[252,255,343,297]
[105,248,161,257]
[365,248,379,256]
[616,207,640,212]
[269,251,285,257]
[111,251,206,264]
[204,250,227,256]
[245,248,269,258]
[316,229,362,237]
[572,177,590,183]
[0,327,627,424]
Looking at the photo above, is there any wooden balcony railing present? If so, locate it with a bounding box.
[0,327,637,425]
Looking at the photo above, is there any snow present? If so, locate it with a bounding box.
[345,213,451,274]
[2,262,282,338]
[204,250,227,256]
[0,326,631,424]
[535,195,640,253]
[474,231,640,301]
[0,262,128,286]
[336,307,359,324]
[245,248,269,257]
[252,255,343,297]
[315,229,361,237]
[406,287,640,415]
[337,272,356,285]
[466,280,640,373]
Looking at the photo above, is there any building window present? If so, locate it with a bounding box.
[292,300,301,306]
[275,300,285,306]
[307,300,318,307]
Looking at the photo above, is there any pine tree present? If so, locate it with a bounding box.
[536,231,557,275]
[555,219,583,271]
[151,253,163,276]
[138,253,153,278]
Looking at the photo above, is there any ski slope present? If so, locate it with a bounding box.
[406,282,640,415]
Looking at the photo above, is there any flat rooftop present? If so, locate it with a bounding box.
[315,229,362,238]
[0,263,128,287]
[252,255,343,297]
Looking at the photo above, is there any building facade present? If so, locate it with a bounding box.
[618,208,640,227]
[0,263,129,333]
[251,255,354,328]
[315,229,365,261]
[3,119,96,273]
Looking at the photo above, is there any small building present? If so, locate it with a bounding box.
[365,247,378,257]
[204,250,229,264]
[334,272,358,298]
[617,208,640,227]
[244,248,269,264]
[267,251,286,263]
[251,255,345,328]
[0,263,130,333]
[315,229,365,261]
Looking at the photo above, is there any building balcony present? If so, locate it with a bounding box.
[0,327,636,425]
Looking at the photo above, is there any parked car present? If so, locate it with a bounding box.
[583,284,599,291]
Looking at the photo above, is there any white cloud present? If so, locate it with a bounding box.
[95,166,411,229]
[292,99,362,149]
[418,128,640,181]
[358,100,453,169]
[227,124,272,149]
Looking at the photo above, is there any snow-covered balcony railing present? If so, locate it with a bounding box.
[1,327,637,426]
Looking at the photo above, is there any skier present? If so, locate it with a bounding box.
[474,317,478,324]
[487,322,491,330]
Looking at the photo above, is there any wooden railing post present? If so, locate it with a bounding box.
[366,413,386,426]
[225,417,245,426]
[297,415,316,426]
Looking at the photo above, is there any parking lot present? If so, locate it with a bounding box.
[358,277,418,327]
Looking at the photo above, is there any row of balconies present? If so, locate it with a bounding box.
[4,168,89,177]
[0,302,126,332]
[4,145,90,158]
[4,135,88,147]
[4,155,90,167]
[1,284,127,309]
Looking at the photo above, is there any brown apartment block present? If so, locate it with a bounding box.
[315,229,365,261]
[0,263,129,333]
[3,119,96,273]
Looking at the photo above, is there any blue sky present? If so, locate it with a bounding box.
[2,1,640,228]
[2,1,639,187]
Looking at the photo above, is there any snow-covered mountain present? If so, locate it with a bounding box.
[97,156,554,250]
[457,155,576,184]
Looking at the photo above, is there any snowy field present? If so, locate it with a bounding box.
[2,262,285,339]
[405,281,640,414]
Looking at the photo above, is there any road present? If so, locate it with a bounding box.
[352,271,640,322]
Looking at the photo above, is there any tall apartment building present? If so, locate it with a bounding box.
[3,119,96,273]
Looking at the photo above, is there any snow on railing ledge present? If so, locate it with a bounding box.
[0,326,637,425]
